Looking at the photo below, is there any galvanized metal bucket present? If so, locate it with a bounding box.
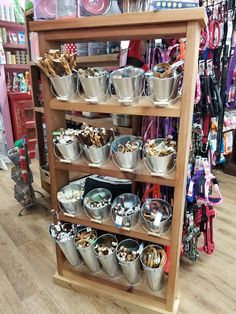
[82,142,111,165]
[50,74,77,101]
[93,234,119,278]
[55,140,80,162]
[57,183,84,216]
[56,235,82,267]
[140,245,166,292]
[111,135,142,170]
[141,199,172,234]
[110,67,144,104]
[84,188,112,220]
[111,193,141,228]
[74,228,101,273]
[144,138,175,174]
[79,69,109,103]
[145,72,181,106]
[116,239,141,285]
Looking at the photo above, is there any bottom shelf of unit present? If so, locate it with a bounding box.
[54,261,180,314]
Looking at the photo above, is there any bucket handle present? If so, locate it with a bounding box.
[145,75,182,104]
[109,75,145,104]
[77,74,109,103]
[80,143,111,166]
[50,76,78,100]
[53,141,81,162]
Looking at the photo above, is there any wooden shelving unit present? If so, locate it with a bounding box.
[29,8,207,313]
[3,43,27,49]
[4,64,29,70]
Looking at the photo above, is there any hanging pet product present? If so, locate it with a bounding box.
[8,147,20,166]
[111,193,141,229]
[74,228,101,272]
[116,239,142,285]
[36,50,77,101]
[53,128,80,162]
[84,188,112,222]
[93,234,119,278]
[57,183,84,216]
[145,62,182,107]
[141,199,172,234]
[111,135,142,171]
[143,137,176,176]
[78,67,109,103]
[49,222,82,267]
[110,66,144,104]
[78,124,113,167]
[140,245,166,292]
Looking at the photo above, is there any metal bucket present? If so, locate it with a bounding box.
[74,228,100,273]
[57,183,84,216]
[145,73,181,106]
[84,188,112,220]
[111,114,132,127]
[110,67,144,104]
[141,199,172,234]
[111,135,142,170]
[82,142,111,165]
[56,236,81,267]
[144,138,175,174]
[79,70,108,103]
[111,193,141,228]
[140,245,166,292]
[55,140,80,161]
[116,239,141,285]
[93,234,119,278]
[49,74,77,101]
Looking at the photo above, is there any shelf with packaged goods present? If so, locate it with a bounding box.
[58,211,171,246]
[50,96,181,118]
[0,20,25,31]
[54,159,176,187]
[3,43,27,49]
[4,64,29,70]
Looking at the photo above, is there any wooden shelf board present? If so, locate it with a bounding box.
[55,159,176,187]
[0,20,25,31]
[29,9,207,33]
[4,63,29,70]
[50,96,181,118]
[3,43,27,49]
[59,211,171,246]
[54,263,180,314]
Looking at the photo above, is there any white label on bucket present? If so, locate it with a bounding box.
[153,212,163,227]
[86,227,92,232]
[115,215,123,227]
[137,242,144,255]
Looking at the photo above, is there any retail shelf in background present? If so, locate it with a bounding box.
[4,64,29,70]
[3,43,27,49]
[0,19,25,31]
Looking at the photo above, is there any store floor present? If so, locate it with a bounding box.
[0,160,235,314]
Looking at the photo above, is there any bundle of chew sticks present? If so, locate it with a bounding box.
[77,124,114,147]
[35,50,76,77]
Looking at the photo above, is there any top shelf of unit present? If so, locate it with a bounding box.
[29,8,207,41]
[0,20,25,31]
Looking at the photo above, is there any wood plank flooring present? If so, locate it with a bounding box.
[0,161,235,314]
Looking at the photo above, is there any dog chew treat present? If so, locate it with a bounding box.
[142,246,166,268]
[78,124,114,148]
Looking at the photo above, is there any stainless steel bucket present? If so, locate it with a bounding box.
[145,73,181,106]
[111,135,142,170]
[111,114,132,127]
[75,228,101,273]
[116,239,141,285]
[50,74,77,100]
[141,199,172,233]
[79,70,108,103]
[84,188,112,220]
[111,193,141,228]
[55,140,80,161]
[56,236,81,267]
[140,245,166,292]
[57,183,84,216]
[82,142,111,165]
[110,67,144,104]
[144,139,175,174]
[93,234,119,278]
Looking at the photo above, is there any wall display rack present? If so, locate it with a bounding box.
[29,8,207,313]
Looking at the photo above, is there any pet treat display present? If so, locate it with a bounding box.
[94,237,118,256]
[116,244,139,262]
[52,128,79,145]
[49,222,78,241]
[84,189,111,211]
[113,194,140,217]
[36,50,76,77]
[77,67,107,78]
[57,188,83,204]
[141,246,166,268]
[75,228,97,248]
[78,124,114,147]
[144,137,176,157]
[117,140,140,153]
[142,200,170,223]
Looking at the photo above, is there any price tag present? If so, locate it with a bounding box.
[115,215,123,227]
[86,227,92,232]
[153,212,163,227]
[137,242,144,255]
